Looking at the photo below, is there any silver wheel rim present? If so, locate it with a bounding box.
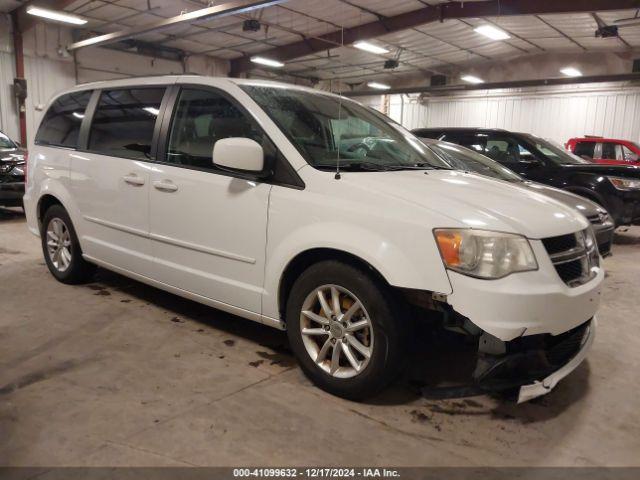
[46,218,72,272]
[300,284,374,379]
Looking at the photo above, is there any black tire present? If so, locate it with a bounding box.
[41,204,96,284]
[286,260,407,401]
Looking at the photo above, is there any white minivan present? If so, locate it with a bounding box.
[24,76,602,402]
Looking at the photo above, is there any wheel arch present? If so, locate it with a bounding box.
[37,194,65,230]
[277,248,391,320]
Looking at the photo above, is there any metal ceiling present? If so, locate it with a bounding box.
[4,0,640,84]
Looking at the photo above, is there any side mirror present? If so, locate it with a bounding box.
[213,137,264,175]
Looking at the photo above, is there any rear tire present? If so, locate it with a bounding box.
[286,260,407,400]
[41,204,96,284]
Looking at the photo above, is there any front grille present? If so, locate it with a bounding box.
[542,233,577,255]
[555,258,585,284]
[543,230,599,287]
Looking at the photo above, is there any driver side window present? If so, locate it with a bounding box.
[166,88,267,171]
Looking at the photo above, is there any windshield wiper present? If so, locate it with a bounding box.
[314,161,400,172]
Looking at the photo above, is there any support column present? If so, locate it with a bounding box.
[11,12,27,146]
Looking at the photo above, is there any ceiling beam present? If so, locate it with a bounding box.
[342,72,640,96]
[66,0,288,51]
[229,0,640,75]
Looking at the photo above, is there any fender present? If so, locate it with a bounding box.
[261,220,452,321]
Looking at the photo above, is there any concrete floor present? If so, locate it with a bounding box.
[1,206,639,467]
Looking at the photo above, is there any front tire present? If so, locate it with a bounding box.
[286,260,406,400]
[41,205,96,284]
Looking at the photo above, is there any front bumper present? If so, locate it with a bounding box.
[517,318,595,403]
[446,238,603,341]
[593,224,614,257]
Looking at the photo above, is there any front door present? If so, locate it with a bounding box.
[149,87,271,315]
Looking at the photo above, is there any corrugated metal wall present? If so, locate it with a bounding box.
[23,56,75,144]
[387,83,640,144]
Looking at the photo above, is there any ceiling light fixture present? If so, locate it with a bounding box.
[354,41,389,55]
[26,6,87,25]
[367,82,391,90]
[560,67,582,77]
[474,25,510,41]
[250,56,284,68]
[461,75,484,84]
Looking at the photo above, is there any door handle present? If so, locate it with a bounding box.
[153,180,178,192]
[123,174,145,186]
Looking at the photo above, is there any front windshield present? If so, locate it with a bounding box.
[0,131,16,149]
[525,135,591,165]
[428,141,522,182]
[241,85,449,171]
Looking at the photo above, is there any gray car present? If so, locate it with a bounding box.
[421,138,615,256]
[0,130,26,210]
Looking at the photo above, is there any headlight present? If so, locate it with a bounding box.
[434,229,538,279]
[607,176,640,191]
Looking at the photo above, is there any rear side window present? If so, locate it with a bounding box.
[35,91,92,148]
[88,88,165,160]
[573,141,595,158]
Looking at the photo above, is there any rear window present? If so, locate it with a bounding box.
[88,87,165,160]
[35,90,92,148]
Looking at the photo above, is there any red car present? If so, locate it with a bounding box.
[566,136,640,166]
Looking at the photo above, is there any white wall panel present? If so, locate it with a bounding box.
[24,55,75,145]
[411,84,640,144]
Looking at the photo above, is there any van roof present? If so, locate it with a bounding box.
[67,75,334,97]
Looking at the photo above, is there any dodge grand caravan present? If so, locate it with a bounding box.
[24,77,602,402]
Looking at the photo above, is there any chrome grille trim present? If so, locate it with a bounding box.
[543,229,599,288]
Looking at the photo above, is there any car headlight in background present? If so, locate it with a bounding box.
[607,176,640,191]
[434,229,538,279]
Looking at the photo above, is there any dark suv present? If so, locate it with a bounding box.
[412,128,640,227]
[0,130,26,209]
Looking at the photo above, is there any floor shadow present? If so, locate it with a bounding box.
[88,268,590,415]
[90,268,290,353]
[613,230,640,245]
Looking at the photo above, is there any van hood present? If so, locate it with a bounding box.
[340,169,589,239]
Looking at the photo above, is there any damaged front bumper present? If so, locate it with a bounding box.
[516,319,595,403]
[471,318,595,403]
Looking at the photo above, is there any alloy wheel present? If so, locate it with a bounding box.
[46,218,72,272]
[299,284,374,379]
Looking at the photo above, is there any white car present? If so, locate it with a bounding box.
[24,76,603,402]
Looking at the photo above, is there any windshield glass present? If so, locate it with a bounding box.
[525,135,591,165]
[0,131,16,149]
[241,85,450,171]
[428,141,522,182]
